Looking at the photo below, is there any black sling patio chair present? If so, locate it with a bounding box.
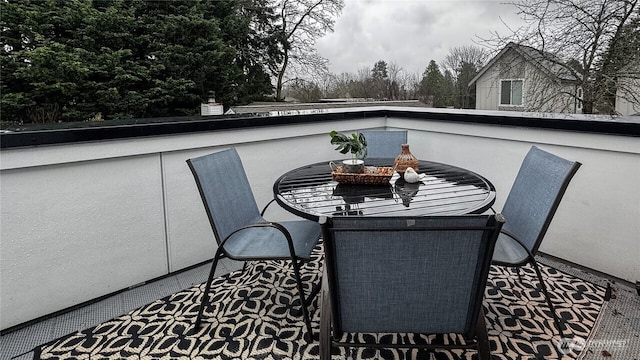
[186,148,321,340]
[319,214,504,360]
[491,145,581,338]
[359,130,408,159]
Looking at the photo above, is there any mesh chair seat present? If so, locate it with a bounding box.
[223,220,321,260]
[491,233,530,265]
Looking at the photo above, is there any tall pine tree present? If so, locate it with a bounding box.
[0,0,279,124]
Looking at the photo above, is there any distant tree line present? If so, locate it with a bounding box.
[283,46,488,109]
[286,0,640,115]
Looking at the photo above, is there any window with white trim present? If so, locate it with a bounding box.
[500,79,523,106]
[576,87,583,110]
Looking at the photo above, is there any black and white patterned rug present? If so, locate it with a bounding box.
[34,243,607,359]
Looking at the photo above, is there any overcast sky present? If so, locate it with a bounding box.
[315,0,526,76]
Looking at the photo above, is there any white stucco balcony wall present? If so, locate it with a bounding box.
[1,108,638,330]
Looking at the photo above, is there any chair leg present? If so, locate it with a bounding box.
[475,309,491,360]
[304,278,322,308]
[319,284,332,360]
[290,258,315,342]
[530,260,565,338]
[194,247,225,329]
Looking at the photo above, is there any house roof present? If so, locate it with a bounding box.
[469,42,579,87]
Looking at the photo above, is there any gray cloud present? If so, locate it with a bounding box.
[316,0,524,76]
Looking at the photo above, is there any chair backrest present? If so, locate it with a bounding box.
[321,214,504,335]
[359,130,408,158]
[187,148,262,244]
[501,146,581,255]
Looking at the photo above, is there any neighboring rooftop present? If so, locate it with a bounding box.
[469,42,579,87]
[229,99,429,115]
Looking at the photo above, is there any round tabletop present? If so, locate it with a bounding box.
[273,158,496,221]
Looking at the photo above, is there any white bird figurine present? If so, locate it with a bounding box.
[403,167,426,183]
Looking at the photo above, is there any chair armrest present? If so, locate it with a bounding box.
[260,198,278,217]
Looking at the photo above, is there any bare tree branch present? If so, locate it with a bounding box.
[272,0,344,101]
[478,0,639,114]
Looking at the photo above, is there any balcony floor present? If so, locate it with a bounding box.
[1,254,638,360]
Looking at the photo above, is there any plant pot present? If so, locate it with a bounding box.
[342,159,365,173]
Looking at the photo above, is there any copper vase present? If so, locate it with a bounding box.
[394,144,419,174]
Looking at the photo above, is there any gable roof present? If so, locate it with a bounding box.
[469,42,579,86]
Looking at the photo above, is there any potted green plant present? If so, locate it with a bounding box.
[329,130,367,173]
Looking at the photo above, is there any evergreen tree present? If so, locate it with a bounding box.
[1,0,97,122]
[0,0,277,124]
[420,60,446,107]
[441,70,456,107]
[371,60,389,99]
[456,62,479,109]
[371,60,388,79]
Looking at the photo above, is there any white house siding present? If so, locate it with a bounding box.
[615,75,640,115]
[474,69,500,111]
[523,69,578,113]
[474,48,580,114]
[616,97,640,115]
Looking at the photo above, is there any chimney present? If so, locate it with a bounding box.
[201,91,223,116]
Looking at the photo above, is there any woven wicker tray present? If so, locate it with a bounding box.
[330,165,395,185]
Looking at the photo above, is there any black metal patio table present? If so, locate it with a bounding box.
[273,158,496,221]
